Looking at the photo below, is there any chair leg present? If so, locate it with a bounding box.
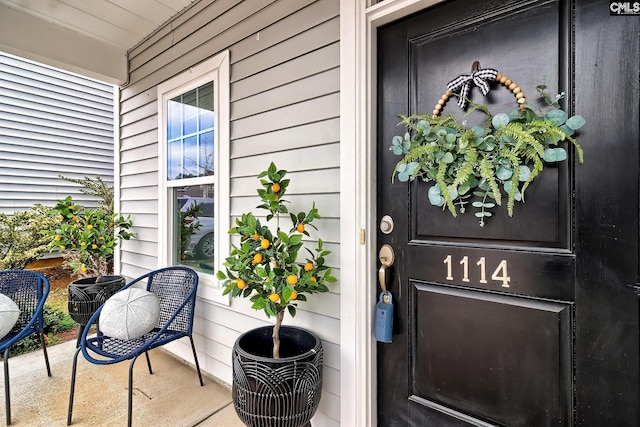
[144,351,152,375]
[38,329,52,377]
[128,355,140,427]
[67,347,82,425]
[3,348,11,425]
[189,335,204,386]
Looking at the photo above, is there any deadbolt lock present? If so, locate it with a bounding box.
[380,215,394,234]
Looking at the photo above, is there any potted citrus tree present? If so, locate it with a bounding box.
[218,162,336,427]
[44,195,135,337]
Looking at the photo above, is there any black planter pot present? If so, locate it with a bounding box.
[232,325,323,427]
[67,275,125,325]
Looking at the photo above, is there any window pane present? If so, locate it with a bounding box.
[182,90,198,135]
[199,82,214,129]
[168,140,181,180]
[183,136,198,178]
[167,100,182,139]
[174,184,215,274]
[166,81,215,181]
[200,131,214,176]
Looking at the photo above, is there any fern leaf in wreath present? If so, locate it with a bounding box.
[436,162,457,217]
[520,155,544,197]
[500,123,546,157]
[431,114,466,132]
[502,150,522,216]
[453,150,477,187]
[566,134,585,163]
[478,158,502,205]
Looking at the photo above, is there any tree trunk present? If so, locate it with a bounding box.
[272,311,285,359]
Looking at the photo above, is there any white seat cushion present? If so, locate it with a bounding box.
[99,288,160,340]
[0,293,21,339]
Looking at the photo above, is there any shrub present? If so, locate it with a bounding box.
[0,205,57,270]
[58,175,114,215]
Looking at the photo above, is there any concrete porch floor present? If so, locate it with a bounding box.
[0,339,245,426]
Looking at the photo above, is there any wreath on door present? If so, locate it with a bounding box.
[391,63,585,227]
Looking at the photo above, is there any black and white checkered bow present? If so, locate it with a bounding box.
[446,67,499,109]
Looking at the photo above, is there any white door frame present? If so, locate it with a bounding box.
[339,1,446,426]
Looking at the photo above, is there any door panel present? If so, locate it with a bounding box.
[409,1,567,244]
[376,0,639,425]
[411,284,572,426]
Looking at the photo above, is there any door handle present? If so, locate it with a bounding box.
[379,244,395,300]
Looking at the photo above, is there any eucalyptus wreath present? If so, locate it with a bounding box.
[391,84,585,226]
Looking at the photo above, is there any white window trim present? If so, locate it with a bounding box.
[156,50,230,305]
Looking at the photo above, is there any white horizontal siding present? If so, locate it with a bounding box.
[0,52,115,213]
[119,1,341,425]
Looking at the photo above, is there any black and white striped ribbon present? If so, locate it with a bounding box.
[446,67,499,109]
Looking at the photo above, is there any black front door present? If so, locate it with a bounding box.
[376,0,639,425]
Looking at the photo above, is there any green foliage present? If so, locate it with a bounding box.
[9,305,75,357]
[179,202,203,259]
[42,196,136,280]
[43,304,76,334]
[0,205,58,270]
[58,175,114,215]
[218,162,336,322]
[391,87,585,227]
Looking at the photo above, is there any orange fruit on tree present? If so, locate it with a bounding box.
[296,223,305,233]
[304,262,313,272]
[260,239,270,249]
[87,224,94,230]
[286,275,298,285]
[309,276,317,282]
[271,182,281,193]
[252,233,260,240]
[268,293,280,303]
[290,290,298,300]
[252,253,263,265]
[236,278,247,289]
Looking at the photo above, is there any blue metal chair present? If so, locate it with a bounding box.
[0,270,51,425]
[67,266,203,427]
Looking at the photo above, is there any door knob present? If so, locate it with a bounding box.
[378,244,395,302]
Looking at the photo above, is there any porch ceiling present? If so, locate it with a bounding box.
[0,0,197,85]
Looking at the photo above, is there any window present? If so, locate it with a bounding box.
[157,52,230,303]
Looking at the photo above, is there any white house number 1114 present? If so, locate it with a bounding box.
[443,255,510,288]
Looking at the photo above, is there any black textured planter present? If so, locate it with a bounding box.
[67,275,125,325]
[232,325,323,427]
